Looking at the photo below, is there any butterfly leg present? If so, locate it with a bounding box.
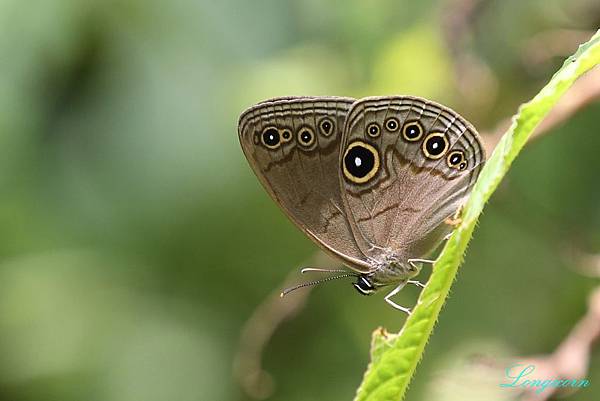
[384,282,411,314]
[444,216,462,227]
[408,258,435,271]
[444,205,464,227]
[407,280,425,288]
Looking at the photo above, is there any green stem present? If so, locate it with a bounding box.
[354,29,600,401]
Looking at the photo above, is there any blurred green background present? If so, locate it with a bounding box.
[1,0,599,400]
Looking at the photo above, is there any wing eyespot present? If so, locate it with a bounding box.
[366,122,381,138]
[402,121,424,142]
[422,133,449,160]
[384,117,399,132]
[319,118,334,136]
[447,150,467,170]
[342,141,380,184]
[261,127,281,149]
[281,129,292,142]
[297,127,316,148]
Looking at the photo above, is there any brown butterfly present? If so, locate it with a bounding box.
[238,96,485,312]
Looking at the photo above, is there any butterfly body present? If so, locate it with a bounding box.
[363,249,420,284]
[238,96,484,310]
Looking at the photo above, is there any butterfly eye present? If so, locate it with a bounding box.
[385,118,399,132]
[447,150,465,169]
[281,129,292,142]
[342,141,380,184]
[366,123,381,138]
[422,133,449,160]
[261,127,281,149]
[297,127,315,147]
[353,275,376,296]
[319,118,334,136]
[402,121,423,142]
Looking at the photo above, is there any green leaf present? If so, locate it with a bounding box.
[354,29,600,401]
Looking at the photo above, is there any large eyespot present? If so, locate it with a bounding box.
[447,150,465,169]
[342,141,380,184]
[366,122,381,138]
[297,127,316,148]
[281,129,292,142]
[422,133,449,159]
[319,118,334,136]
[261,127,280,149]
[385,117,399,132]
[402,121,423,142]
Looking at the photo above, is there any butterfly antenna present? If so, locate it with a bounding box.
[300,267,349,274]
[280,273,356,298]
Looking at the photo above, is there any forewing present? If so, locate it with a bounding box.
[339,96,485,260]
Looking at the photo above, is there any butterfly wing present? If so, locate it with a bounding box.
[339,96,485,260]
[238,96,371,271]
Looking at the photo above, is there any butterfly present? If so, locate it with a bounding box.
[238,96,485,312]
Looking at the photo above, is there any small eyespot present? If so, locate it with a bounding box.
[366,123,381,138]
[458,161,467,171]
[281,129,292,142]
[319,118,334,136]
[297,127,315,147]
[261,127,280,149]
[385,118,399,132]
[342,141,380,184]
[402,121,423,142]
[447,150,465,169]
[422,133,449,159]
